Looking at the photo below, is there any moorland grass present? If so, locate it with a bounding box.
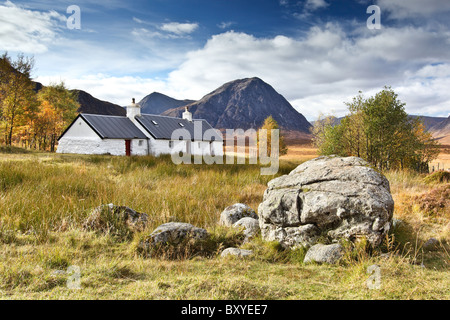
[0,148,448,299]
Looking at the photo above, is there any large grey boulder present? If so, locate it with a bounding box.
[258,156,394,248]
[304,244,344,264]
[220,203,258,226]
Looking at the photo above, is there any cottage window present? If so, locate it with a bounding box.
[169,141,174,148]
[138,140,143,146]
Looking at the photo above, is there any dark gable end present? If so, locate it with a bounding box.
[136,114,223,141]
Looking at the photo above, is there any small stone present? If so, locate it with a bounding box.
[51,270,66,276]
[221,248,253,258]
[145,222,208,246]
[304,243,344,264]
[233,217,260,241]
[220,203,258,226]
[423,238,439,251]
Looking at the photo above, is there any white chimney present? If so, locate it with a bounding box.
[182,106,192,122]
[127,98,141,119]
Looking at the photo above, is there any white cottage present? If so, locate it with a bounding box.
[57,99,223,157]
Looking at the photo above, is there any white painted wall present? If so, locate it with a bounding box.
[149,139,172,156]
[58,138,149,156]
[62,117,100,139]
[130,139,148,156]
[148,139,224,157]
[57,138,123,155]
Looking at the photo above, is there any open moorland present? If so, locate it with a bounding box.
[0,145,448,300]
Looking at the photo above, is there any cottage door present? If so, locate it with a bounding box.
[125,140,131,156]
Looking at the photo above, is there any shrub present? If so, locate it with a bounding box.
[423,171,450,184]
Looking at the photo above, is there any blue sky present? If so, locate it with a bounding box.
[1,0,450,121]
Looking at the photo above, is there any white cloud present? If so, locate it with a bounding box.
[294,0,329,20]
[159,22,199,35]
[132,17,146,24]
[10,1,450,122]
[305,0,329,11]
[36,73,191,107]
[218,21,236,29]
[131,21,199,40]
[0,0,66,53]
[376,0,450,19]
[34,21,450,121]
[166,24,450,120]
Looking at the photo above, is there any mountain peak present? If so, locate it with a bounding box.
[138,92,195,114]
[162,77,311,132]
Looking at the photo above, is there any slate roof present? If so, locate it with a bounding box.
[59,113,222,142]
[136,114,223,141]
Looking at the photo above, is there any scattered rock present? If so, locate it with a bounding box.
[51,270,66,276]
[139,222,208,249]
[220,203,258,226]
[259,156,394,248]
[423,238,439,251]
[392,218,404,230]
[304,243,344,264]
[233,217,260,241]
[82,203,149,235]
[221,248,254,258]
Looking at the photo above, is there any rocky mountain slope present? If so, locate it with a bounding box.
[430,116,450,145]
[71,90,126,116]
[162,77,312,133]
[138,92,194,115]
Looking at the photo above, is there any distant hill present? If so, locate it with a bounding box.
[138,92,195,115]
[312,115,446,132]
[162,77,312,133]
[430,116,450,145]
[409,115,447,131]
[31,81,125,116]
[72,90,125,116]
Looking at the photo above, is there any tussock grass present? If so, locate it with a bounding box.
[0,148,448,299]
[423,171,450,184]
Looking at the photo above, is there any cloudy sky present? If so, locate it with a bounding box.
[1,0,449,121]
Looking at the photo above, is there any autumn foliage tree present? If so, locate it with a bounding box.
[0,52,79,151]
[0,53,38,145]
[258,116,288,156]
[311,87,439,172]
[32,83,79,151]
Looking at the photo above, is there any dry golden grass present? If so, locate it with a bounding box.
[280,144,318,162]
[0,147,448,300]
[430,146,450,172]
